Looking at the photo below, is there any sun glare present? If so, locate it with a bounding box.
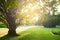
[16,0,45,25]
[57,5,60,12]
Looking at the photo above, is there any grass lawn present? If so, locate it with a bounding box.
[0,26,60,40]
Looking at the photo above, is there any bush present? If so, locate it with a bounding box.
[43,15,60,28]
[40,14,60,28]
[43,20,56,28]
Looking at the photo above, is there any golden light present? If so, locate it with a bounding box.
[32,14,38,21]
[16,0,45,25]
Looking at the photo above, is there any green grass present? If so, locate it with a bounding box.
[0,26,60,40]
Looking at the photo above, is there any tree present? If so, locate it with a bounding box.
[45,0,60,16]
[0,0,18,36]
[48,0,57,16]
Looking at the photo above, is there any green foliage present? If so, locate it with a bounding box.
[49,0,56,7]
[0,0,18,25]
[0,0,18,10]
[44,0,59,15]
[43,15,60,28]
[5,0,18,10]
[0,23,6,28]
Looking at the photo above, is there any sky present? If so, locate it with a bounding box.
[57,5,60,12]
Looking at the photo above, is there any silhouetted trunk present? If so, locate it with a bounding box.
[5,9,18,36]
[52,7,56,16]
[8,20,17,36]
[52,10,55,16]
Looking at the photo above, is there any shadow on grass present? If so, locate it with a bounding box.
[0,34,19,40]
[0,35,13,40]
[0,33,58,40]
[0,31,32,40]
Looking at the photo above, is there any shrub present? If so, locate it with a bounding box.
[43,20,56,28]
[43,15,58,28]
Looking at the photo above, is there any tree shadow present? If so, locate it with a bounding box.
[0,34,19,40]
[0,35,12,40]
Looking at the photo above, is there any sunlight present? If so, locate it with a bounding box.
[57,5,60,12]
[39,0,44,7]
[32,14,38,22]
[16,0,45,25]
[16,26,37,33]
[0,28,8,37]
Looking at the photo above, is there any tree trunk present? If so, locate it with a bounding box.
[7,18,17,36]
[5,11,18,36]
[52,10,55,16]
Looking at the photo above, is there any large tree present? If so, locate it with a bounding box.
[0,0,18,36]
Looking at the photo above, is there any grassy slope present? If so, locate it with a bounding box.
[0,26,60,40]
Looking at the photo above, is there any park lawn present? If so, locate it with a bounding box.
[0,26,60,40]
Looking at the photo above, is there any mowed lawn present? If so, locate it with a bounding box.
[0,26,60,40]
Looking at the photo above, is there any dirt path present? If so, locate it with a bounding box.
[16,26,37,32]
